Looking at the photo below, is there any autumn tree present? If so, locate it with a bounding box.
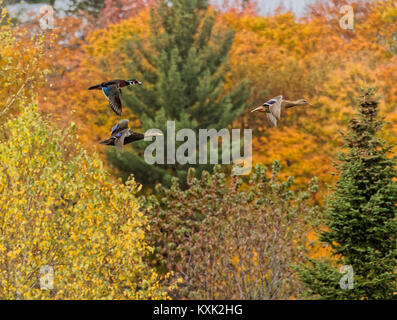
[140,162,319,299]
[97,0,151,26]
[66,0,150,28]
[0,105,174,299]
[106,0,250,187]
[0,3,48,123]
[0,7,173,298]
[222,0,397,188]
[297,90,397,299]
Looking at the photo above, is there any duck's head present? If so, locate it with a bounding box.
[128,79,143,85]
[297,99,313,106]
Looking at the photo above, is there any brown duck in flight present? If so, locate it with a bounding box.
[251,95,312,127]
[99,119,163,151]
[88,79,142,116]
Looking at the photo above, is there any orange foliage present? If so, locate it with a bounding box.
[224,0,397,187]
[37,0,396,185]
[39,10,151,155]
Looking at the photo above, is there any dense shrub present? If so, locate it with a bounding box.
[141,162,319,299]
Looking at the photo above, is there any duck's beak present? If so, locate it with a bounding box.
[251,106,263,113]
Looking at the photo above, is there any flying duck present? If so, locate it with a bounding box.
[88,79,142,116]
[251,95,312,127]
[99,119,163,151]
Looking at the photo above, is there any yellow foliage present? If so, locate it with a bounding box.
[0,105,172,299]
[0,3,48,122]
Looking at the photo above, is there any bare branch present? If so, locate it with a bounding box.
[1,79,29,116]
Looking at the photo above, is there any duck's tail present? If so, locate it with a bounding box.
[88,84,102,90]
[251,106,263,113]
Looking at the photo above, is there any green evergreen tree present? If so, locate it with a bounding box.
[107,0,250,187]
[297,89,397,299]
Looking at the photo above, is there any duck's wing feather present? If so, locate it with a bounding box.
[88,84,102,90]
[124,131,145,144]
[269,95,282,120]
[111,123,119,135]
[89,80,126,89]
[115,129,130,151]
[102,80,124,86]
[99,137,116,145]
[102,85,123,115]
[266,112,278,127]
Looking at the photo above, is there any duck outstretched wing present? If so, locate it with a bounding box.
[268,95,282,120]
[115,129,130,151]
[88,83,102,90]
[99,137,115,145]
[124,131,145,144]
[266,113,278,127]
[102,84,123,115]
